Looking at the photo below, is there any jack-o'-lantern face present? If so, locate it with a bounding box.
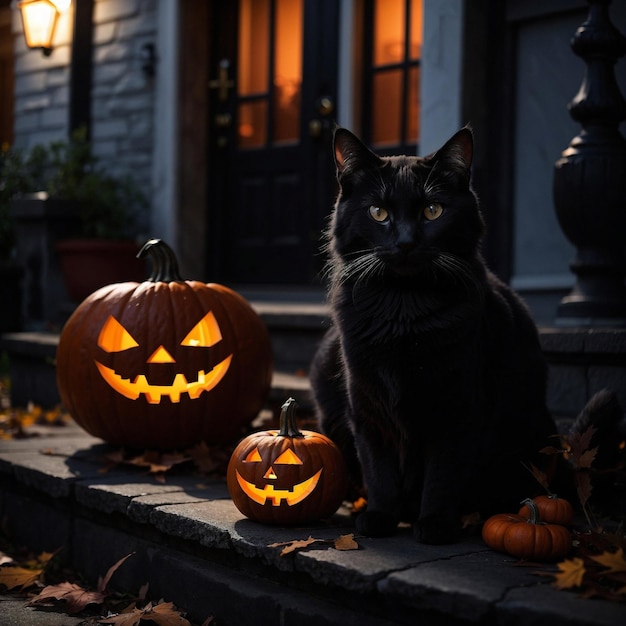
[227,398,348,524]
[234,441,322,507]
[94,311,232,403]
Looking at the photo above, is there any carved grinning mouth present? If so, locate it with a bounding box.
[235,468,322,506]
[94,354,233,403]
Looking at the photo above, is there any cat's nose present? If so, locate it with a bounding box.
[396,237,417,253]
[395,224,416,251]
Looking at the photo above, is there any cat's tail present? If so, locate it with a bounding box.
[569,388,626,514]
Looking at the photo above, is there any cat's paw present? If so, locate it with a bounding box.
[356,511,398,537]
[414,518,461,545]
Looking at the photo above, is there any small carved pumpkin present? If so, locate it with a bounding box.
[518,494,573,526]
[227,398,348,525]
[56,239,272,450]
[482,499,571,561]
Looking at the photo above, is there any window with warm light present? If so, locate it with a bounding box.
[362,0,423,153]
[237,0,303,149]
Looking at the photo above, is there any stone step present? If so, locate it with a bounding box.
[1,423,625,626]
[250,299,329,372]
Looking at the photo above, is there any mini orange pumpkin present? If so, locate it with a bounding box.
[518,494,573,526]
[227,397,348,525]
[482,499,571,561]
[56,239,272,450]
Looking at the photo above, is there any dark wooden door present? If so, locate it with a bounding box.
[207,0,339,285]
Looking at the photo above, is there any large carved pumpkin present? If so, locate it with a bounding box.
[227,398,348,525]
[56,239,273,450]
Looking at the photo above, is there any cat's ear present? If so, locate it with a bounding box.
[334,128,379,177]
[429,127,473,173]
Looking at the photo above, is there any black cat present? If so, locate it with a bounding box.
[310,127,609,544]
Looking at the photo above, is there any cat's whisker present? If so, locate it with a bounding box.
[433,254,483,300]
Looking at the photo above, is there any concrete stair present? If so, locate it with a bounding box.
[1,422,625,626]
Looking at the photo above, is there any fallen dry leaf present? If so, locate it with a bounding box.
[268,533,359,556]
[268,536,322,556]
[98,553,135,594]
[0,565,43,591]
[25,552,134,614]
[28,581,105,613]
[590,548,626,574]
[100,600,191,626]
[552,557,586,590]
[568,425,596,463]
[334,533,358,551]
[577,447,598,470]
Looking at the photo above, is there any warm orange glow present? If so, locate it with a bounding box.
[94,355,233,403]
[95,312,233,402]
[181,311,223,347]
[146,346,176,364]
[98,316,139,352]
[274,448,303,465]
[237,0,302,147]
[374,0,404,65]
[371,0,423,147]
[19,0,59,52]
[238,0,269,96]
[273,0,302,143]
[235,468,322,506]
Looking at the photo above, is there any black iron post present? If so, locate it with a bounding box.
[553,0,626,326]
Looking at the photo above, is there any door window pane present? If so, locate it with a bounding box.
[273,0,303,143]
[409,0,423,60]
[238,100,268,148]
[374,0,404,65]
[366,0,423,151]
[238,0,270,96]
[372,70,402,145]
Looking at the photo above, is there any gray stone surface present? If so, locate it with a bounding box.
[1,423,626,626]
[0,597,85,626]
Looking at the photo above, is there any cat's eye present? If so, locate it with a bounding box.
[423,203,444,221]
[369,205,389,222]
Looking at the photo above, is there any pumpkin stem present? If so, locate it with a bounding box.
[138,238,184,282]
[278,397,304,438]
[521,498,541,524]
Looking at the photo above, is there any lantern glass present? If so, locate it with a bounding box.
[19,0,59,52]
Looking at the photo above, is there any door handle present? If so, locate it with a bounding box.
[309,119,322,137]
[215,113,232,128]
[208,59,234,102]
[316,96,334,116]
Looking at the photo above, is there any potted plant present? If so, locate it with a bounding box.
[3,129,147,304]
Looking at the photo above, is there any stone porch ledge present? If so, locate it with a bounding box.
[0,423,624,625]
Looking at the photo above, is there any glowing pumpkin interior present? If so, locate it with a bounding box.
[94,311,233,403]
[235,439,322,507]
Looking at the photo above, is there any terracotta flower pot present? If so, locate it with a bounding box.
[56,239,146,302]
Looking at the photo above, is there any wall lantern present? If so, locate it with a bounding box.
[19,0,70,56]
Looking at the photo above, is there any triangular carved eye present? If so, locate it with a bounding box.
[180,311,223,347]
[244,448,262,463]
[98,316,139,352]
[274,449,303,465]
